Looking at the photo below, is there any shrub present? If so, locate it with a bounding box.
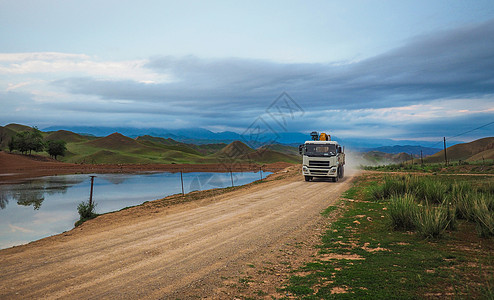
[76,200,98,226]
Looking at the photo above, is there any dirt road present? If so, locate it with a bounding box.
[0,167,355,299]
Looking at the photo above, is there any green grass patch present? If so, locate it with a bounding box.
[364,160,494,174]
[285,173,494,299]
[321,206,338,217]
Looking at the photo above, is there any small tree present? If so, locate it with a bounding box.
[46,140,67,160]
[27,127,44,154]
[14,131,30,154]
[8,137,15,153]
[10,127,45,154]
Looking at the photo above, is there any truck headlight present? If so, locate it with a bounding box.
[302,166,309,173]
[330,167,337,173]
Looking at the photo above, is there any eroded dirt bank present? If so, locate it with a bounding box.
[0,165,356,299]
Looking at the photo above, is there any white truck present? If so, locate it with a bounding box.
[299,131,345,182]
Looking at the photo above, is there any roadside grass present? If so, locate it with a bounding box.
[364,160,494,174]
[284,173,494,299]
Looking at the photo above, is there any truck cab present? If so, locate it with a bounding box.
[299,132,345,182]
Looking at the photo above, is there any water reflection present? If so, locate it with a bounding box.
[0,171,270,249]
[0,176,85,210]
[0,190,7,209]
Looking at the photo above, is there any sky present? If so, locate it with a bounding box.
[1,0,494,143]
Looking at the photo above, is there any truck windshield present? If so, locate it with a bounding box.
[305,144,337,157]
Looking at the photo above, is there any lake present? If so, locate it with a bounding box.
[0,171,269,249]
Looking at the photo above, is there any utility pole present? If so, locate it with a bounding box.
[89,175,96,207]
[443,137,448,166]
[230,170,234,187]
[180,170,184,196]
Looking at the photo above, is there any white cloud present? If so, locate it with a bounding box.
[0,52,173,86]
[9,224,34,233]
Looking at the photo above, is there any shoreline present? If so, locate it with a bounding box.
[0,151,294,183]
[0,169,285,251]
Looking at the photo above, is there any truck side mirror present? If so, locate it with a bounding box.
[337,146,342,153]
[298,145,304,155]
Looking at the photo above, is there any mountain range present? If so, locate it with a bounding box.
[41,125,454,151]
[2,123,491,166]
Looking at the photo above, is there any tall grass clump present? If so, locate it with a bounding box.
[471,194,494,237]
[75,200,98,227]
[373,174,493,238]
[414,204,455,239]
[370,175,449,204]
[369,176,408,200]
[412,178,448,204]
[449,182,473,216]
[388,194,419,230]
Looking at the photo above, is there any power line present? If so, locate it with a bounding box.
[446,121,494,140]
[429,120,494,148]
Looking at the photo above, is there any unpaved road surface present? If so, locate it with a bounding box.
[0,167,355,299]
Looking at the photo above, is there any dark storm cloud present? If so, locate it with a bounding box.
[48,19,494,138]
[55,18,494,114]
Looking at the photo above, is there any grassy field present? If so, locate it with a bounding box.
[364,160,494,174]
[284,172,494,299]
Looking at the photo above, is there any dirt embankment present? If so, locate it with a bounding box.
[0,151,293,183]
[0,164,356,299]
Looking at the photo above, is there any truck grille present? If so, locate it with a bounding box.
[310,170,329,175]
[309,161,330,167]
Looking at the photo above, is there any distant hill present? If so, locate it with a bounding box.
[85,133,143,151]
[468,148,494,161]
[244,149,299,164]
[136,135,223,156]
[217,141,255,157]
[136,135,183,146]
[4,123,33,132]
[362,151,413,165]
[259,144,299,156]
[423,137,494,163]
[45,130,88,143]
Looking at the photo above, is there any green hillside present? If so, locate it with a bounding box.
[1,125,299,165]
[0,126,17,149]
[45,130,89,143]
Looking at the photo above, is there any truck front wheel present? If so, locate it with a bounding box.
[304,176,312,182]
[339,166,344,178]
[332,172,339,182]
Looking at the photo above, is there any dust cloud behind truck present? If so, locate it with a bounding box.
[298,131,345,182]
